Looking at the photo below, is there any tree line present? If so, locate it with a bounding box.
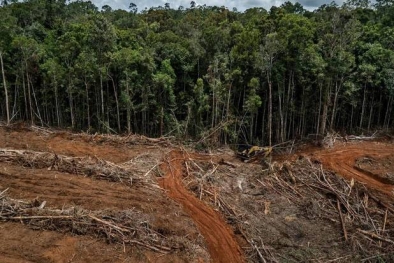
[0,0,393,146]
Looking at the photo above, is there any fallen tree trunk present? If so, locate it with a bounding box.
[347,135,377,141]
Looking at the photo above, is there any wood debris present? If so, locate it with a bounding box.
[0,148,141,184]
[0,192,178,253]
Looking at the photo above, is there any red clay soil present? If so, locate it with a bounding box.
[0,128,204,263]
[2,125,393,263]
[0,222,164,263]
[310,141,394,196]
[1,128,145,163]
[0,163,162,212]
[159,150,245,263]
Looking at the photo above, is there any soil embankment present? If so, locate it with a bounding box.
[311,141,394,196]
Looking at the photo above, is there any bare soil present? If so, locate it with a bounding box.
[1,125,394,262]
[0,126,208,263]
[311,141,394,196]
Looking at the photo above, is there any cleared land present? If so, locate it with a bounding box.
[0,125,393,262]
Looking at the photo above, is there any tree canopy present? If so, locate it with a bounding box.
[0,0,393,145]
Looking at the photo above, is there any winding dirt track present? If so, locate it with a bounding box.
[312,141,394,196]
[160,150,245,263]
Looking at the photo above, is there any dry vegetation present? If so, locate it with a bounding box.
[0,124,209,263]
[0,190,178,253]
[183,148,394,262]
[0,124,394,262]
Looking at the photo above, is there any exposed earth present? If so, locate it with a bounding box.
[0,124,393,262]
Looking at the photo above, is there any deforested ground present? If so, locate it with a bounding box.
[1,124,394,262]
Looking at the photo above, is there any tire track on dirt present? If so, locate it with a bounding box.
[160,150,244,263]
[313,142,394,196]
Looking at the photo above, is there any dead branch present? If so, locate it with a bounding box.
[85,133,174,147]
[143,163,161,177]
[194,120,233,147]
[0,187,9,197]
[88,214,131,233]
[357,229,394,244]
[218,159,238,168]
[5,215,74,220]
[30,125,54,135]
[382,209,388,235]
[347,134,378,141]
[337,198,348,241]
[252,241,267,263]
[126,239,172,252]
[366,192,394,214]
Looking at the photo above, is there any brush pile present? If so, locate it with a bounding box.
[27,125,175,147]
[0,189,180,253]
[76,133,174,147]
[183,154,394,262]
[0,149,142,184]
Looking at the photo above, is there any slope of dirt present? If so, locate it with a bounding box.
[0,127,145,163]
[0,127,208,263]
[310,141,394,196]
[160,150,245,263]
[0,222,159,263]
[355,154,394,184]
[1,163,166,212]
[179,141,394,262]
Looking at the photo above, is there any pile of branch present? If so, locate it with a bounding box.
[0,124,174,147]
[263,158,394,256]
[182,154,394,262]
[194,120,234,148]
[347,132,378,141]
[72,132,174,147]
[0,149,141,184]
[182,158,272,261]
[322,132,338,148]
[307,130,383,149]
[120,152,163,179]
[30,125,54,136]
[0,189,177,253]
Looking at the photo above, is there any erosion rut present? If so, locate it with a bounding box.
[160,150,244,263]
[312,142,394,196]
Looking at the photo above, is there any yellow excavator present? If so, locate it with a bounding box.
[236,145,273,163]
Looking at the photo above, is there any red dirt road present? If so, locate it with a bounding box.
[160,150,245,263]
[311,141,394,196]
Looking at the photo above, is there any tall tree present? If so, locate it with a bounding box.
[257,32,283,146]
[0,51,9,125]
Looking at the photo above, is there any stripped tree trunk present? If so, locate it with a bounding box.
[0,51,10,125]
[84,80,90,130]
[359,83,367,129]
[125,73,131,133]
[108,74,120,132]
[268,73,272,146]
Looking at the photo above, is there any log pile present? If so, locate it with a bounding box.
[0,124,175,147]
[260,159,394,260]
[182,154,394,262]
[0,149,141,184]
[77,133,175,147]
[0,189,178,253]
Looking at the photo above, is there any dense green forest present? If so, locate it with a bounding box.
[0,0,393,146]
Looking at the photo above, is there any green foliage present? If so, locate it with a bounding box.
[245,77,262,114]
[0,0,393,144]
